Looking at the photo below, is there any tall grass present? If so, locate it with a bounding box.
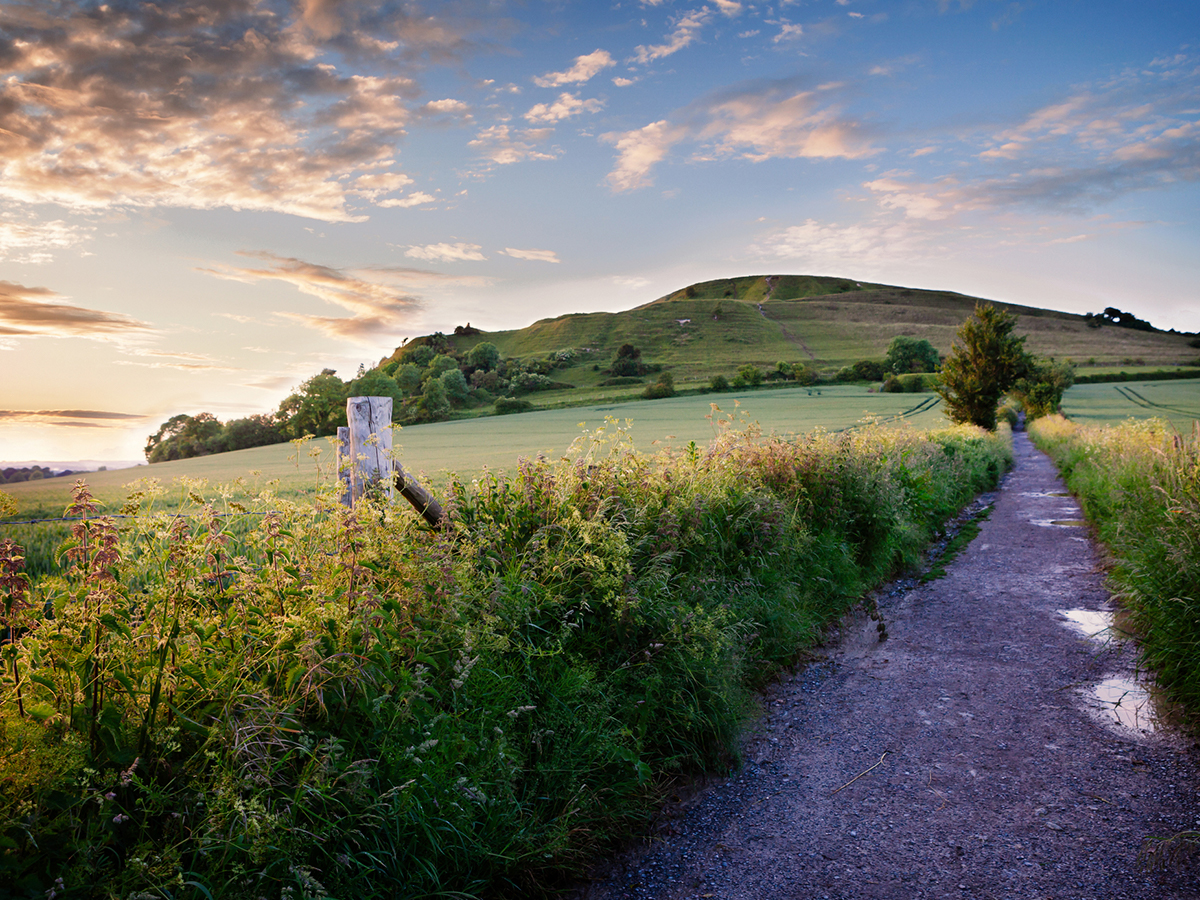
[1029,415,1200,723]
[0,420,1010,898]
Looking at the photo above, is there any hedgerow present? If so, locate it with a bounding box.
[0,419,1010,898]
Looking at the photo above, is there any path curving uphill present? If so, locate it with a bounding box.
[581,430,1200,900]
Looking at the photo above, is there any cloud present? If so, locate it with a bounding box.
[773,23,805,43]
[468,125,557,166]
[0,280,153,340]
[0,2,491,222]
[420,98,471,115]
[613,77,638,87]
[749,217,933,268]
[714,0,743,16]
[603,78,878,190]
[613,276,652,289]
[524,93,604,124]
[603,120,687,192]
[199,252,424,342]
[632,9,711,65]
[534,50,616,88]
[377,192,438,208]
[499,248,560,263]
[404,243,487,263]
[0,409,147,429]
[0,219,93,264]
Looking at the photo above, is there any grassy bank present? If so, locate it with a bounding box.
[0,421,1010,898]
[1029,415,1200,726]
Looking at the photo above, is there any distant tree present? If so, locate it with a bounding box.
[418,377,451,420]
[610,344,644,377]
[145,412,225,462]
[395,363,422,395]
[276,370,347,439]
[349,367,404,405]
[709,374,730,392]
[938,305,1033,430]
[885,336,940,374]
[736,364,764,387]
[467,341,500,372]
[223,414,281,452]
[428,354,460,378]
[1011,360,1075,420]
[642,371,675,399]
[440,368,470,404]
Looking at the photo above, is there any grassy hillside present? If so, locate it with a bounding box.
[384,275,1199,396]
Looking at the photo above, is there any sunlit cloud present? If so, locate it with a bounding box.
[631,9,711,65]
[604,78,878,191]
[198,253,424,342]
[534,50,616,88]
[0,409,146,429]
[613,276,652,289]
[714,0,743,17]
[377,192,438,208]
[499,248,560,263]
[0,219,93,264]
[773,23,805,43]
[524,93,604,124]
[0,2,491,222]
[749,217,937,269]
[0,280,153,341]
[404,243,487,263]
[468,125,557,166]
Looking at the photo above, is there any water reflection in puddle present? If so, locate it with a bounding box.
[1030,518,1087,527]
[1058,608,1113,640]
[1087,677,1159,733]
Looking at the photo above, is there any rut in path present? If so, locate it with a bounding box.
[581,430,1200,900]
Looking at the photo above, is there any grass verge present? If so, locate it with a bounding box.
[1029,415,1200,727]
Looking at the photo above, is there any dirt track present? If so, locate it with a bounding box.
[580,430,1200,899]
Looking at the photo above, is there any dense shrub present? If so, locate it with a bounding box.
[1030,416,1200,726]
[642,372,676,400]
[0,423,1011,898]
[494,396,533,414]
[709,374,730,392]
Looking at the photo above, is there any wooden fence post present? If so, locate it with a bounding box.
[341,396,447,527]
[345,396,394,504]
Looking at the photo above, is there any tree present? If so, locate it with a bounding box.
[885,336,940,374]
[937,304,1032,430]
[427,354,460,379]
[418,377,451,420]
[395,363,422,395]
[348,367,404,405]
[1010,360,1075,420]
[440,368,470,404]
[609,343,644,377]
[276,369,347,439]
[224,414,281,452]
[467,341,500,372]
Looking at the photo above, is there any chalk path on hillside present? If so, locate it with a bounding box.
[579,430,1200,900]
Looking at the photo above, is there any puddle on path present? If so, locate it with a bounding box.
[1058,608,1114,640]
[1021,491,1073,498]
[1086,677,1160,733]
[1030,518,1087,527]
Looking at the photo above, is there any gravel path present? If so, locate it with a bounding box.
[579,430,1200,899]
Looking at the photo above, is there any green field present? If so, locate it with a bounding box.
[2,385,945,518]
[1061,380,1200,432]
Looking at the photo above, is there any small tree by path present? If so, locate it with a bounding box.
[938,303,1032,430]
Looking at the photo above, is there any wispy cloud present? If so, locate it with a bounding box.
[468,125,557,166]
[499,248,561,263]
[0,2,492,222]
[199,253,425,342]
[631,9,711,65]
[524,93,604,124]
[0,219,93,265]
[604,77,879,191]
[534,50,616,88]
[0,409,146,429]
[0,280,153,341]
[404,243,487,263]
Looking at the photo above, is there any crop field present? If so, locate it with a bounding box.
[1061,380,1200,432]
[1,385,945,518]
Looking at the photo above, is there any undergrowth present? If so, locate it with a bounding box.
[1029,415,1200,726]
[0,419,1011,898]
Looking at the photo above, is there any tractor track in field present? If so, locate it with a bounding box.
[576,428,1200,900]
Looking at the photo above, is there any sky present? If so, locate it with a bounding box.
[1,0,1199,464]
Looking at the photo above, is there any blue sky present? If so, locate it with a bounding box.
[1,0,1198,462]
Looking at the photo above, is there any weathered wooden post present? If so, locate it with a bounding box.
[339,396,446,527]
[346,396,394,504]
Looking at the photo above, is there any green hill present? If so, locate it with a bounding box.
[384,274,1199,394]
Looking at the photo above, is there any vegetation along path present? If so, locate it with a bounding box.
[581,429,1200,899]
